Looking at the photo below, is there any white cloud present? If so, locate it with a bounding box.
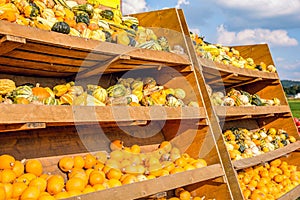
[217,24,298,47]
[275,58,300,81]
[189,28,201,35]
[279,71,300,81]
[276,57,285,62]
[122,0,147,15]
[280,60,300,70]
[215,0,300,18]
[176,0,190,8]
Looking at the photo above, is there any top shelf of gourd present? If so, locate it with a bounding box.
[191,32,279,88]
[199,54,278,89]
[0,20,191,78]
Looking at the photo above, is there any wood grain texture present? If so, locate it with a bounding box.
[0,35,26,55]
[130,8,188,50]
[215,105,291,117]
[233,44,275,67]
[176,9,240,200]
[258,116,300,139]
[0,124,165,159]
[0,20,191,78]
[199,57,278,80]
[233,141,300,170]
[66,164,224,200]
[0,104,207,126]
[184,178,232,200]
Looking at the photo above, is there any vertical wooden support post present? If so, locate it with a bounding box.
[176,9,244,200]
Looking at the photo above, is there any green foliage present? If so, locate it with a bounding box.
[281,80,300,88]
[282,80,300,96]
[288,99,300,118]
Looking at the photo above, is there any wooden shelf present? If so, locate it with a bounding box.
[214,105,291,121]
[277,184,300,200]
[0,20,192,78]
[198,57,278,89]
[67,164,224,200]
[0,104,207,132]
[232,140,300,170]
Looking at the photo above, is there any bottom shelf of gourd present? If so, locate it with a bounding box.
[0,140,229,200]
[219,116,300,200]
[237,152,300,200]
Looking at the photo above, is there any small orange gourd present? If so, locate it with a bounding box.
[32,84,51,101]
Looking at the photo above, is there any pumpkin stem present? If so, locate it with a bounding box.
[36,83,40,88]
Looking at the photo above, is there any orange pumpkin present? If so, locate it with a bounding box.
[0,10,18,22]
[15,97,30,104]
[32,84,51,101]
[64,19,77,28]
[88,22,99,31]
[75,22,87,33]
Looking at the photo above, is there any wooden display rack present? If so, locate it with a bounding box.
[0,8,232,200]
[186,30,300,199]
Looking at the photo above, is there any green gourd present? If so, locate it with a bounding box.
[75,11,90,25]
[51,22,70,34]
[100,10,114,20]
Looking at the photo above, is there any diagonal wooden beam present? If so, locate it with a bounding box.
[207,73,238,85]
[233,77,262,88]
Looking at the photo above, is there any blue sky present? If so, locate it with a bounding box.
[122,0,300,81]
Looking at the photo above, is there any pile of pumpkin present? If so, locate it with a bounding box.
[190,32,276,73]
[238,158,300,200]
[223,127,297,161]
[0,140,208,199]
[0,78,198,107]
[210,88,280,107]
[0,0,185,53]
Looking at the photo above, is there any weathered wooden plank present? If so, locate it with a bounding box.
[198,57,278,80]
[0,122,46,132]
[0,20,192,79]
[66,164,224,200]
[0,20,131,54]
[0,56,86,73]
[233,44,275,67]
[0,73,67,87]
[233,141,300,170]
[243,79,288,106]
[214,105,291,117]
[0,105,207,125]
[19,41,116,61]
[277,184,300,200]
[130,8,188,52]
[0,35,26,55]
[128,48,190,65]
[77,49,191,79]
[0,64,74,77]
[207,73,238,85]
[7,49,98,67]
[0,124,165,159]
[232,77,262,88]
[131,8,183,32]
[175,8,240,200]
[185,178,232,200]
[258,115,299,139]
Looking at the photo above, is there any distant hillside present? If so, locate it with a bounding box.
[282,80,300,96]
[281,80,300,88]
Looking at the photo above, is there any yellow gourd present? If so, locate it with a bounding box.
[0,79,16,95]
